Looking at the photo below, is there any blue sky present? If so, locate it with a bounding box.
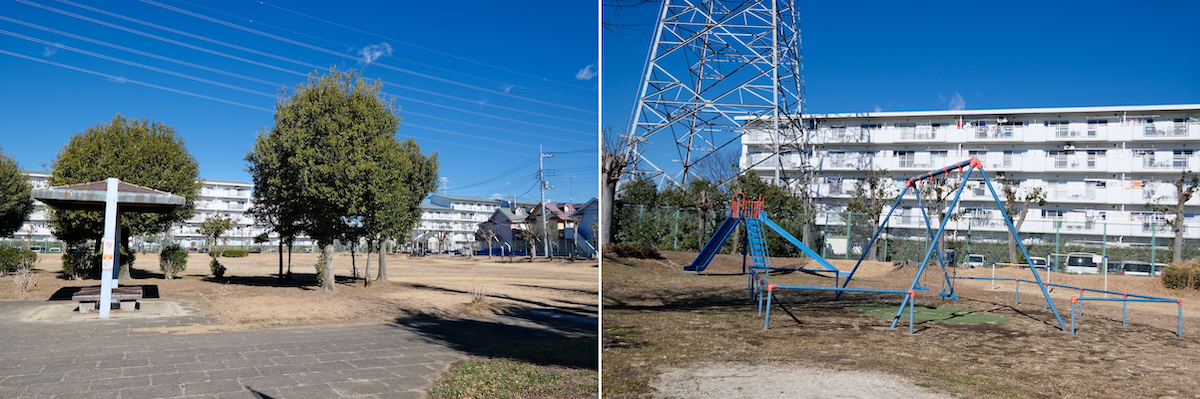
[1,0,598,203]
[603,0,1200,180]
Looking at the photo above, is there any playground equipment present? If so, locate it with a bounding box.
[690,158,1183,336]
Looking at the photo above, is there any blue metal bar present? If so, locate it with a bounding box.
[1123,300,1127,326]
[764,285,773,330]
[981,166,1070,333]
[759,213,841,274]
[1071,298,1076,335]
[891,166,974,327]
[1072,297,1177,303]
[909,291,915,334]
[1179,303,1183,337]
[770,285,910,294]
[837,184,911,299]
[914,191,953,294]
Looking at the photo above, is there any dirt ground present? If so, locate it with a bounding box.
[1,252,599,330]
[603,250,1200,398]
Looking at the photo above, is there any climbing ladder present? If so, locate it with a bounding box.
[746,218,771,271]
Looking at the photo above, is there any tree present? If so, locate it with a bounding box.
[1001,179,1047,264]
[918,177,969,265]
[737,172,810,257]
[199,213,233,259]
[845,169,896,261]
[601,126,637,246]
[47,114,201,280]
[246,66,437,292]
[1147,171,1200,263]
[0,149,35,239]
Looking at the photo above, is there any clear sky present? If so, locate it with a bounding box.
[603,0,1200,180]
[1,0,598,203]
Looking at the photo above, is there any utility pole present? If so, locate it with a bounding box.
[539,146,554,258]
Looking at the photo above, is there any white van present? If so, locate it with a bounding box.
[1028,257,1048,270]
[1065,252,1102,274]
[964,254,986,268]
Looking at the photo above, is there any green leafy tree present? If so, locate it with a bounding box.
[846,168,896,261]
[0,149,35,239]
[1147,171,1200,263]
[737,172,810,257]
[246,66,437,292]
[1002,180,1047,264]
[47,114,201,280]
[199,213,233,259]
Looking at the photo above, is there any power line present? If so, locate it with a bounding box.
[251,0,599,93]
[135,0,596,114]
[172,0,597,105]
[0,49,273,112]
[1,30,277,98]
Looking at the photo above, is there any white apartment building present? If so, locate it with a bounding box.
[5,172,273,250]
[740,104,1200,248]
[415,195,539,252]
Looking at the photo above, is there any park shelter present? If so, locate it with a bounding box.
[31,178,185,318]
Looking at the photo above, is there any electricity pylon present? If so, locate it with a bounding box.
[625,0,806,187]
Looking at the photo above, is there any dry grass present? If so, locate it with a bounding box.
[1,252,599,330]
[603,250,1200,398]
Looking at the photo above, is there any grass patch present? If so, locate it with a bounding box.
[429,338,597,399]
[855,306,1010,323]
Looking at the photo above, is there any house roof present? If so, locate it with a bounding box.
[430,194,501,204]
[421,203,452,211]
[569,197,598,218]
[532,202,586,221]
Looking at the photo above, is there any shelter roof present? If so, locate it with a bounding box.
[31,179,186,213]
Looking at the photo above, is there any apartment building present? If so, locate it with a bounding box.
[415,195,539,252]
[740,104,1200,248]
[5,172,275,250]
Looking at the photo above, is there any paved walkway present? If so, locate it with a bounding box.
[0,299,595,398]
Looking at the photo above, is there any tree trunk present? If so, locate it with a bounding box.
[1175,199,1186,264]
[278,241,284,280]
[286,242,293,279]
[350,240,357,280]
[376,239,389,281]
[601,178,616,247]
[321,243,337,293]
[363,239,374,287]
[119,230,134,280]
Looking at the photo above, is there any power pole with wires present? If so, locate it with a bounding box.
[539,146,554,258]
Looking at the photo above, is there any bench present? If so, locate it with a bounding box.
[71,286,143,313]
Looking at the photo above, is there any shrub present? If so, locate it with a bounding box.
[604,243,663,259]
[12,265,37,293]
[221,249,250,258]
[209,258,226,278]
[159,244,189,279]
[62,246,96,280]
[0,245,37,276]
[1163,260,1200,290]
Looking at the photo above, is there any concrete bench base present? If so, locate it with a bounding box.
[72,287,143,314]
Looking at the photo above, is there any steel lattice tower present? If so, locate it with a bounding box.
[625,0,805,186]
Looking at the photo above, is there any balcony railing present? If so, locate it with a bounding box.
[1142,158,1189,169]
[1144,126,1189,138]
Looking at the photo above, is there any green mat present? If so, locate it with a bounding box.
[854,306,1010,323]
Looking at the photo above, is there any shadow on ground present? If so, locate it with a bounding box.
[389,311,598,370]
[47,285,161,301]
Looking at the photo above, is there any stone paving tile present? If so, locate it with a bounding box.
[19,380,91,397]
[270,384,345,399]
[181,379,246,395]
[97,358,149,369]
[197,352,246,363]
[302,360,353,373]
[254,364,310,377]
[120,383,186,398]
[40,361,99,374]
[329,380,394,396]
[343,367,399,381]
[50,388,123,399]
[237,375,299,390]
[346,358,399,368]
[2,372,66,386]
[150,371,210,386]
[373,391,422,399]
[206,367,261,381]
[267,354,319,365]
[288,371,351,385]
[89,375,152,390]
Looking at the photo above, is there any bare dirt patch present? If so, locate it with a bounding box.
[604,251,1200,398]
[653,363,952,398]
[2,252,598,329]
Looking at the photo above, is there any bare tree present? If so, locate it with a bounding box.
[602,126,638,246]
[846,169,896,261]
[918,177,970,264]
[1147,171,1200,263]
[1002,180,1047,264]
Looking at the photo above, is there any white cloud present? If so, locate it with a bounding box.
[108,76,126,84]
[42,46,57,57]
[358,43,393,65]
[488,193,505,200]
[575,64,597,80]
[948,92,966,111]
[501,84,515,94]
[873,105,882,113]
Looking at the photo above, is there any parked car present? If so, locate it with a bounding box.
[47,247,61,253]
[963,254,986,268]
[1120,261,1154,276]
[187,247,198,253]
[29,245,43,252]
[1065,252,1102,274]
[1028,257,1048,270]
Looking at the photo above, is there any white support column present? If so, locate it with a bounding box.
[99,178,119,318]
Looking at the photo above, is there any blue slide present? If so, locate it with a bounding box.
[684,217,740,272]
[760,214,848,276]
